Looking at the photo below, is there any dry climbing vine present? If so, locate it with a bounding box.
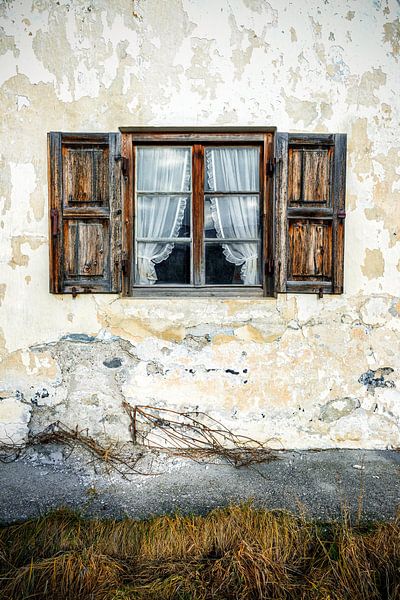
[0,405,277,476]
[123,402,277,468]
[0,421,148,476]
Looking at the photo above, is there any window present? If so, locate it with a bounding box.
[134,145,262,288]
[48,128,346,297]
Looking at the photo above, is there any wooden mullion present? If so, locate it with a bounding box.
[192,144,204,286]
[136,191,190,196]
[204,191,261,197]
[136,238,192,243]
[204,238,260,243]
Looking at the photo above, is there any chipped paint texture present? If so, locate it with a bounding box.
[0,0,399,449]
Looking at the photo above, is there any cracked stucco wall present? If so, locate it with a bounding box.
[0,0,399,449]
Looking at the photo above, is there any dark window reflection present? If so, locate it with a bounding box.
[205,244,242,284]
[154,243,191,284]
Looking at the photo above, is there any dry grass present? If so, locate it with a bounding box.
[0,504,399,599]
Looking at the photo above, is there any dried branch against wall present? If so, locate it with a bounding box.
[0,407,277,476]
[0,421,148,477]
[123,403,277,467]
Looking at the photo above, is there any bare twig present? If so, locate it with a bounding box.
[0,406,277,475]
[0,421,149,477]
[123,403,277,467]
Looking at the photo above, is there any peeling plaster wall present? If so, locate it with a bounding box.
[0,0,399,449]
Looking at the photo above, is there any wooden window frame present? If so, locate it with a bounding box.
[48,127,345,297]
[120,127,276,297]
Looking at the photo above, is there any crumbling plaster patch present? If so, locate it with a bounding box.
[0,285,5,307]
[346,67,387,107]
[1,293,398,449]
[383,17,400,59]
[0,0,399,449]
[8,235,46,269]
[362,249,385,280]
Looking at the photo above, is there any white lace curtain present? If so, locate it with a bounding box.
[136,146,260,285]
[136,147,190,284]
[206,147,260,284]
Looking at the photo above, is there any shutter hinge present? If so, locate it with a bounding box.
[115,155,129,177]
[318,287,324,299]
[121,253,129,274]
[337,210,346,220]
[50,208,59,237]
[266,258,274,275]
[267,158,276,177]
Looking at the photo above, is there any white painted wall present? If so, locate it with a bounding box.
[0,0,399,448]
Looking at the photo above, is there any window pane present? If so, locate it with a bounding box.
[204,197,217,238]
[136,242,190,285]
[136,147,191,192]
[205,242,261,285]
[204,196,260,239]
[205,147,259,192]
[137,195,191,238]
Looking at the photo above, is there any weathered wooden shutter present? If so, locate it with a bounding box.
[275,133,346,295]
[48,133,122,294]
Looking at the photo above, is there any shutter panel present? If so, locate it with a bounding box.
[275,133,346,295]
[48,132,122,294]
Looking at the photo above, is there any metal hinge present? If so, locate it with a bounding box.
[71,287,92,298]
[337,210,346,220]
[115,155,129,177]
[267,158,276,177]
[266,257,274,275]
[50,208,59,237]
[121,253,129,274]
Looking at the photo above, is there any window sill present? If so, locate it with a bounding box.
[129,286,265,298]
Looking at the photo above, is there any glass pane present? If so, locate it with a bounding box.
[204,196,260,239]
[136,147,191,192]
[137,195,191,238]
[136,242,190,285]
[205,242,261,285]
[205,147,259,192]
[204,196,217,238]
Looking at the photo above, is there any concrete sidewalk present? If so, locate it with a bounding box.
[0,449,399,523]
